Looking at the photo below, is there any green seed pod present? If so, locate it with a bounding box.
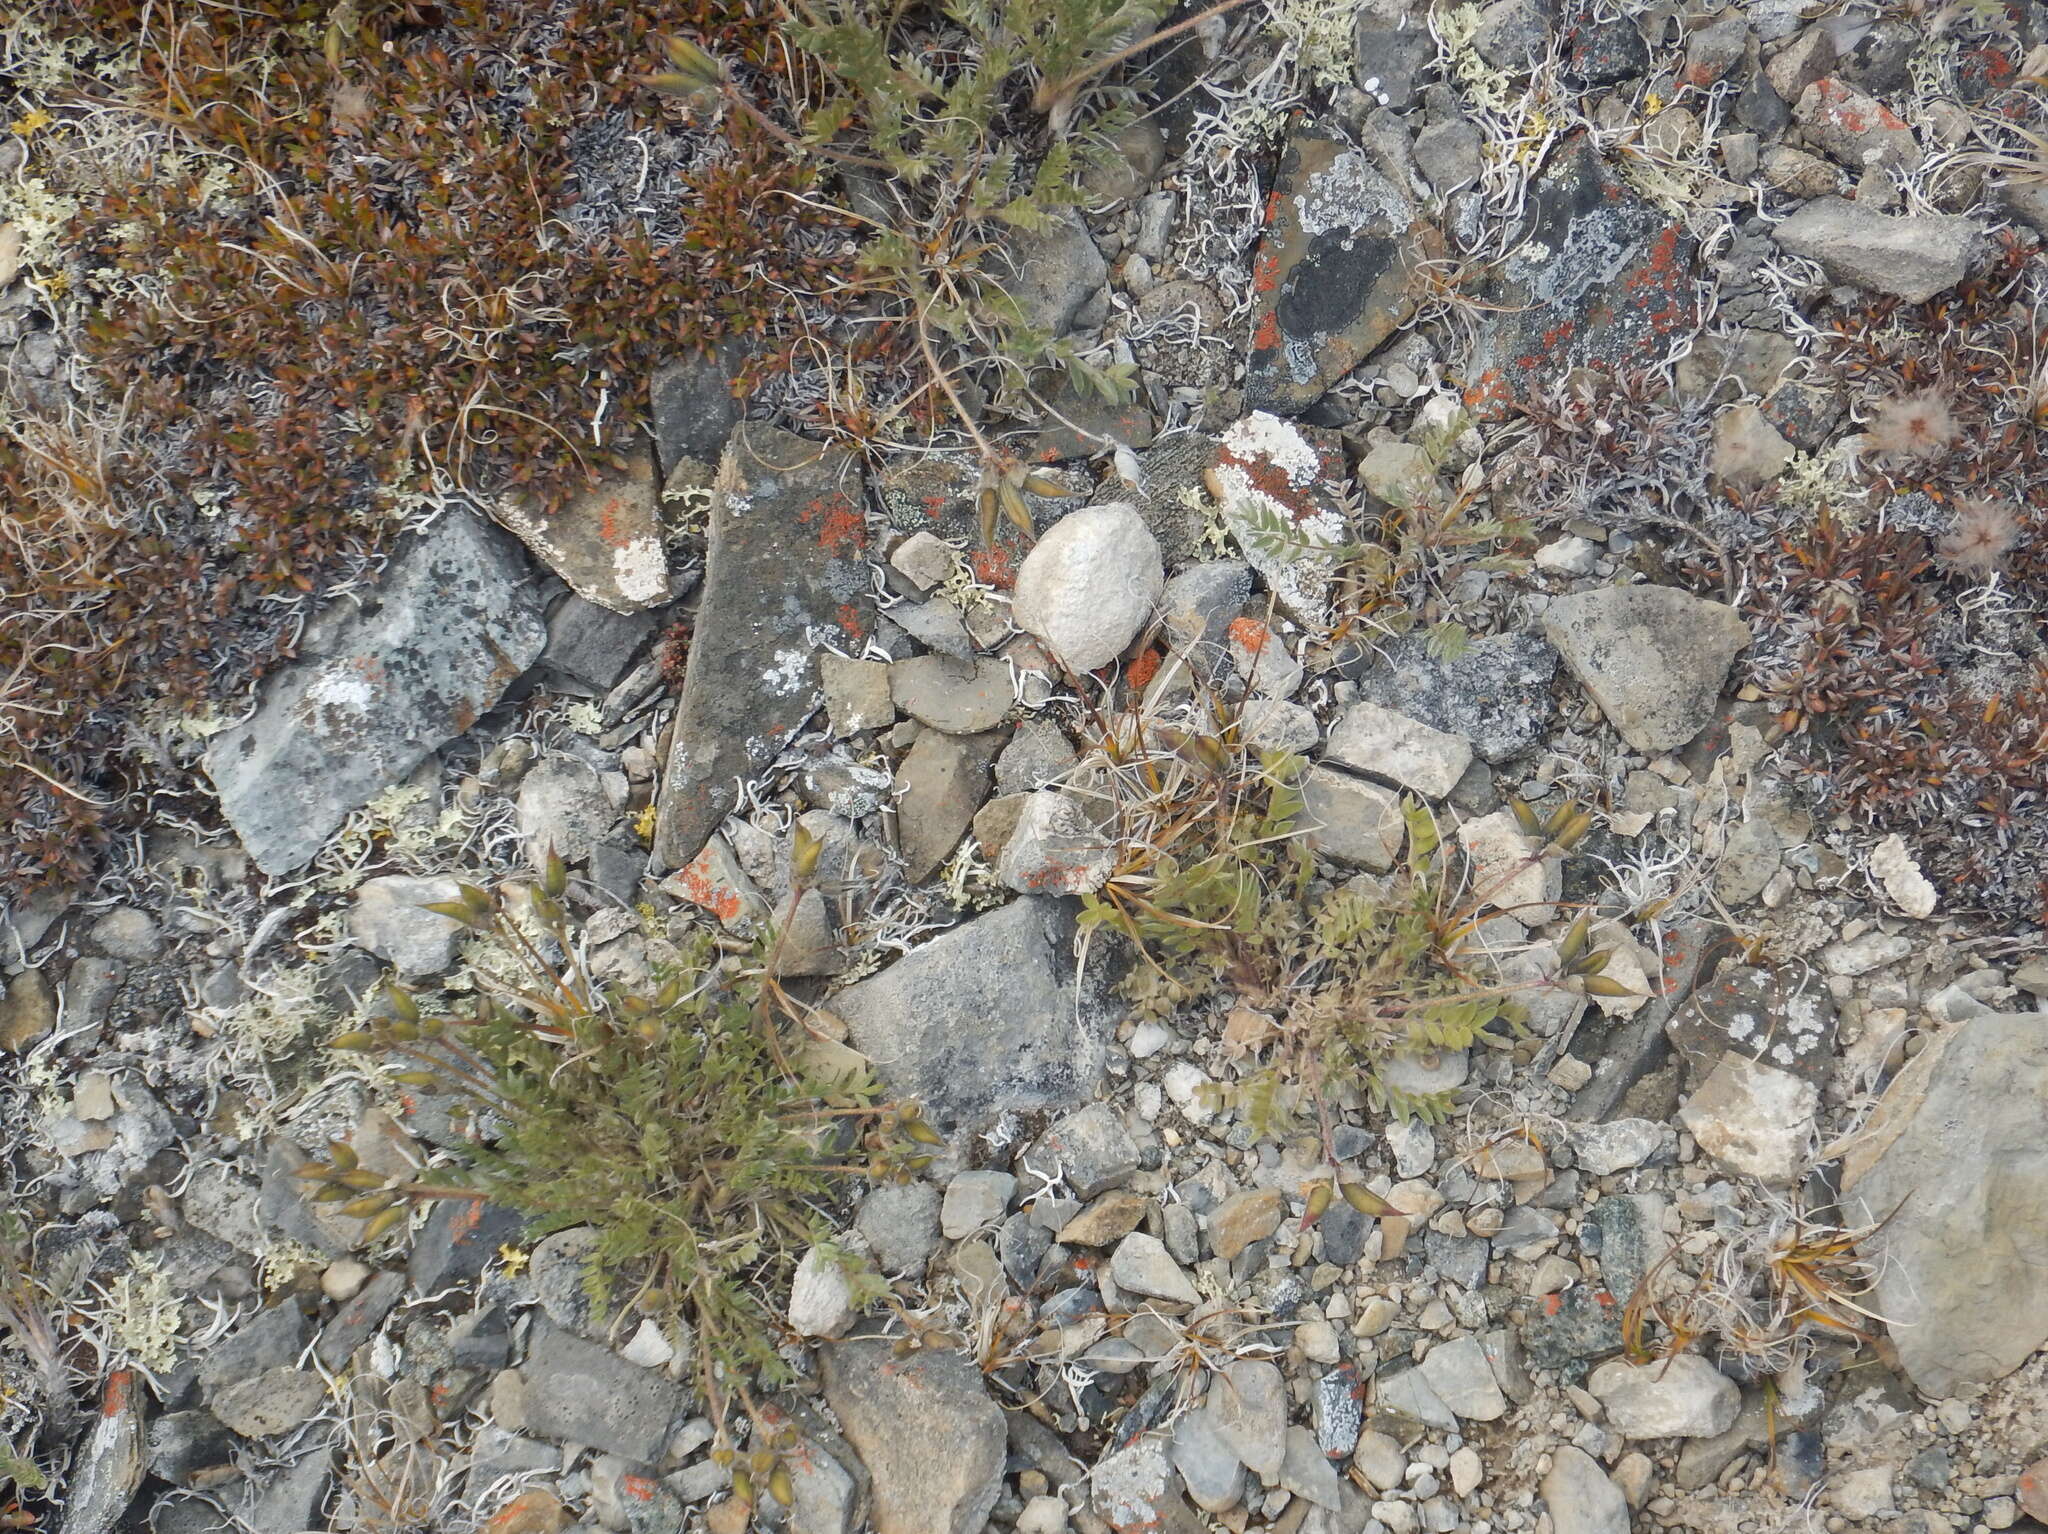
[730,1469,754,1506]
[361,1204,409,1242]
[330,1030,378,1052]
[976,488,1000,550]
[768,1464,795,1507]
[790,823,823,887]
[748,1448,774,1475]
[997,482,1034,539]
[1019,472,1073,498]
[902,1116,944,1147]
[542,842,568,900]
[1549,807,1596,852]
[385,984,420,1023]
[1556,912,1592,966]
[324,1139,359,1173]
[660,35,726,93]
[1302,1180,1334,1224]
[311,1183,354,1204]
[1567,946,1613,977]
[1580,975,1638,999]
[341,1191,397,1219]
[1340,1182,1400,1217]
[1509,797,1544,837]
[390,1070,442,1088]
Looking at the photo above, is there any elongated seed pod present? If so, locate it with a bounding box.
[1340,1182,1401,1217]
[1556,912,1592,966]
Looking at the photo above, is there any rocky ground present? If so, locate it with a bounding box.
[4,3,2048,1534]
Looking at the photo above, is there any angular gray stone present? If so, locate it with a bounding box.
[521,1319,688,1463]
[1028,1102,1140,1198]
[205,513,545,874]
[1473,0,1551,67]
[499,456,671,613]
[1002,211,1109,338]
[893,728,1004,883]
[199,1302,311,1398]
[649,340,746,478]
[1340,631,1558,764]
[820,654,894,737]
[890,656,1013,734]
[1279,1425,1343,1510]
[1572,1118,1671,1175]
[1588,1356,1741,1438]
[857,1181,942,1274]
[820,1338,1006,1534]
[1772,198,1983,304]
[348,874,464,979]
[652,426,875,870]
[997,791,1114,897]
[517,754,612,868]
[1092,1434,1175,1534]
[539,591,669,693]
[831,897,1118,1134]
[1300,767,1403,871]
[996,719,1078,796]
[1416,1336,1506,1422]
[1581,1194,1666,1304]
[1841,1013,2048,1397]
[88,907,160,962]
[1678,1053,1818,1186]
[1323,701,1473,799]
[1373,1366,1456,1431]
[408,1198,527,1291]
[315,1269,405,1372]
[1214,1359,1287,1477]
[1541,586,1752,754]
[1541,1445,1629,1534]
[1108,1232,1199,1306]
[941,1171,1017,1240]
[1170,1404,1244,1514]
[754,1394,869,1534]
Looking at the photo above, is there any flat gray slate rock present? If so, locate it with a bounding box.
[652,424,875,871]
[204,511,544,874]
[1541,585,1751,755]
[830,896,1118,1135]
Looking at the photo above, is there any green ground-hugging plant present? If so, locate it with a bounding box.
[661,0,1241,484]
[1073,724,1625,1137]
[294,853,933,1489]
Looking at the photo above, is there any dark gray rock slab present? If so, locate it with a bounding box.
[521,1319,689,1464]
[1462,136,1698,420]
[1337,631,1557,765]
[830,897,1120,1134]
[819,1338,1006,1534]
[1244,125,1440,416]
[652,426,875,871]
[204,512,544,874]
[1665,962,1836,1090]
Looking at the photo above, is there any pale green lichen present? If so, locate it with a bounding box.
[101,1253,184,1373]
